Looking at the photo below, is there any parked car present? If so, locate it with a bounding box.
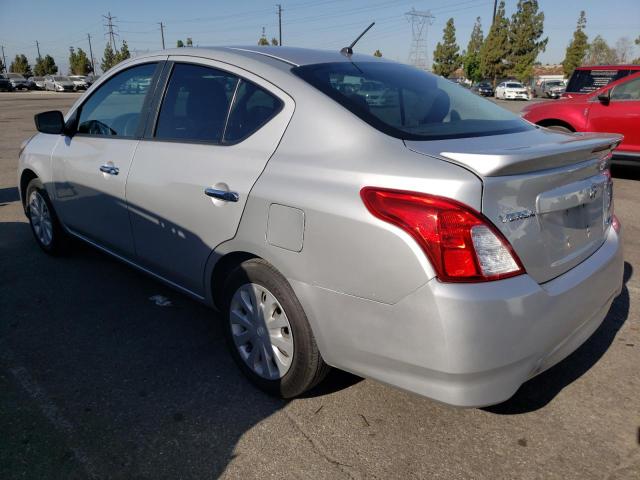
[472,81,494,97]
[44,75,75,92]
[533,79,566,98]
[28,76,46,90]
[5,72,29,90]
[563,65,640,98]
[0,75,13,91]
[69,75,89,90]
[495,81,529,100]
[523,71,640,163]
[357,80,389,106]
[19,47,623,407]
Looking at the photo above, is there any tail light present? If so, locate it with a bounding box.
[360,187,525,283]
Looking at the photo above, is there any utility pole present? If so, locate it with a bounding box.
[276,4,283,46]
[35,40,41,60]
[159,22,166,49]
[103,12,117,50]
[87,33,96,74]
[1,45,6,73]
[492,0,498,25]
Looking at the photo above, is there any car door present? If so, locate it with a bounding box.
[587,74,640,154]
[125,57,294,296]
[51,60,163,256]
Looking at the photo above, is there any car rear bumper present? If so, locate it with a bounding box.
[293,226,623,407]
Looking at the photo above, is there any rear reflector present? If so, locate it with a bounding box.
[361,187,525,282]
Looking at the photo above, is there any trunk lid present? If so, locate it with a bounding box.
[406,128,621,283]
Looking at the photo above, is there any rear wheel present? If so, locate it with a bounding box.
[25,178,70,255]
[544,124,573,133]
[222,258,330,398]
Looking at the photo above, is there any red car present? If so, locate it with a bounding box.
[522,71,640,162]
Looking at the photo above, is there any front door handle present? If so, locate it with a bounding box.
[100,164,119,175]
[204,187,239,202]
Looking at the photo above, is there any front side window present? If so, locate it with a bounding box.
[77,63,157,137]
[293,62,531,141]
[155,64,238,143]
[611,76,640,101]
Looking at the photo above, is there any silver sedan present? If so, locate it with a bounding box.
[18,47,624,407]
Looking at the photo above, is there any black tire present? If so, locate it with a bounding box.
[222,258,330,398]
[25,178,70,255]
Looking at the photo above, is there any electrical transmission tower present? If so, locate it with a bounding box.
[103,12,118,50]
[405,8,434,71]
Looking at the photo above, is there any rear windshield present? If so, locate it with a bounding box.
[566,69,634,94]
[292,62,531,141]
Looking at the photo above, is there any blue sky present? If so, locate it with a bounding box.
[0,0,638,74]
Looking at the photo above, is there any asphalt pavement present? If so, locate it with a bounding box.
[0,91,639,479]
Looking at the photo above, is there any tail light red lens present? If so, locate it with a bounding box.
[360,187,525,282]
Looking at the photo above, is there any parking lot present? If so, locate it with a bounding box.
[0,91,639,479]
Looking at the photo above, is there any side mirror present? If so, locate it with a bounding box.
[34,110,65,134]
[597,90,610,105]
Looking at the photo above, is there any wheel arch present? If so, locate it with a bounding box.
[19,168,39,210]
[209,251,260,310]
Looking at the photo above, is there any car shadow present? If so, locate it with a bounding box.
[0,215,360,478]
[484,261,632,415]
[0,186,19,204]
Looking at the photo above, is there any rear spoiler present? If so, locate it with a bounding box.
[432,132,622,177]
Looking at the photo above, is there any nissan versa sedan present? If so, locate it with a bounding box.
[18,47,624,407]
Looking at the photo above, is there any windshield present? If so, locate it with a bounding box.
[293,62,531,141]
[53,76,70,81]
[506,83,524,88]
[566,69,634,94]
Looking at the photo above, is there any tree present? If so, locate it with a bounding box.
[432,18,461,77]
[479,1,509,86]
[9,54,32,76]
[271,38,279,46]
[584,35,618,65]
[186,38,193,47]
[101,43,117,72]
[463,17,483,83]
[117,40,131,63]
[34,54,58,76]
[615,37,633,63]
[507,0,547,83]
[177,40,185,48]
[258,35,269,46]
[69,47,92,75]
[0,57,5,74]
[373,49,382,57]
[562,11,588,77]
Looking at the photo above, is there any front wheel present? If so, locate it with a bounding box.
[222,258,330,398]
[25,178,70,255]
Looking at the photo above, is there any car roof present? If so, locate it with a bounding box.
[575,65,640,71]
[144,46,388,68]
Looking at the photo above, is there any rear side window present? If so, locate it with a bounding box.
[293,62,531,141]
[77,63,157,137]
[155,64,238,143]
[223,80,283,143]
[566,69,632,94]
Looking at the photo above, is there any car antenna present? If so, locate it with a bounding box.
[341,22,375,57]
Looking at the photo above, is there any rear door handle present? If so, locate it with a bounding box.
[99,164,119,175]
[204,187,239,202]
